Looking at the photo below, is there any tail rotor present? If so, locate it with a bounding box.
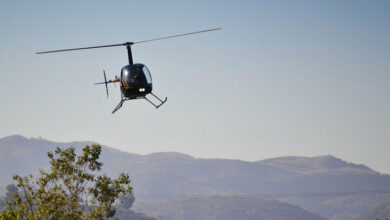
[103,70,108,98]
[94,70,109,98]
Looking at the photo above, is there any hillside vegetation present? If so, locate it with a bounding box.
[135,196,327,220]
[355,200,390,220]
[1,135,390,219]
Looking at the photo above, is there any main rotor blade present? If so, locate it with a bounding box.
[36,43,124,54]
[35,28,222,54]
[133,28,222,45]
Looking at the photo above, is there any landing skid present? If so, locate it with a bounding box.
[112,92,167,114]
[144,92,168,109]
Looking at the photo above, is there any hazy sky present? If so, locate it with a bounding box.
[1,1,389,173]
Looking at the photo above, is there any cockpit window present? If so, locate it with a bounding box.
[122,68,131,87]
[143,66,152,84]
[121,64,152,87]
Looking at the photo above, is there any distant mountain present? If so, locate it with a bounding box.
[114,209,158,220]
[355,200,390,220]
[135,196,327,220]
[1,135,390,220]
[259,155,375,174]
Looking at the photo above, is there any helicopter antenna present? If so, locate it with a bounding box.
[35,28,222,54]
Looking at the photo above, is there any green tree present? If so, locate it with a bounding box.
[0,145,132,220]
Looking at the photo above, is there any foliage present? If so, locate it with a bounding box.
[0,145,132,220]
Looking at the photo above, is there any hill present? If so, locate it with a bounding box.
[134,196,327,220]
[1,135,390,219]
[355,200,390,220]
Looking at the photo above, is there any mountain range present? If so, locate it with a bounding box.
[355,200,390,220]
[135,197,327,220]
[1,135,389,220]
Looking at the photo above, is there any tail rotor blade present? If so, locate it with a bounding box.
[104,70,109,99]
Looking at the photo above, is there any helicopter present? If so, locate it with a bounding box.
[36,28,221,114]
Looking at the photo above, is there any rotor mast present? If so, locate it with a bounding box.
[124,42,134,65]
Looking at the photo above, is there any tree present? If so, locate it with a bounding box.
[0,145,132,219]
[0,184,18,211]
[118,193,135,210]
[4,184,18,203]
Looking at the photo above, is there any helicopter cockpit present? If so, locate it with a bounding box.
[122,64,152,86]
[121,64,153,98]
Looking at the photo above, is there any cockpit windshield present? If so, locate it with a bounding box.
[121,64,152,87]
[143,66,152,84]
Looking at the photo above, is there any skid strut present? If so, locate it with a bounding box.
[112,98,127,114]
[112,92,167,114]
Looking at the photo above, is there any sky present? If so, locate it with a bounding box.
[0,1,389,173]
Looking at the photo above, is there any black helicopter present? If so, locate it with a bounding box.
[36,28,221,114]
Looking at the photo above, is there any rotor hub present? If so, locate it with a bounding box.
[123,42,134,46]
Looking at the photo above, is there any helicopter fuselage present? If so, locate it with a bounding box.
[120,63,153,99]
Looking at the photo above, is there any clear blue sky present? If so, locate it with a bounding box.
[1,1,389,173]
